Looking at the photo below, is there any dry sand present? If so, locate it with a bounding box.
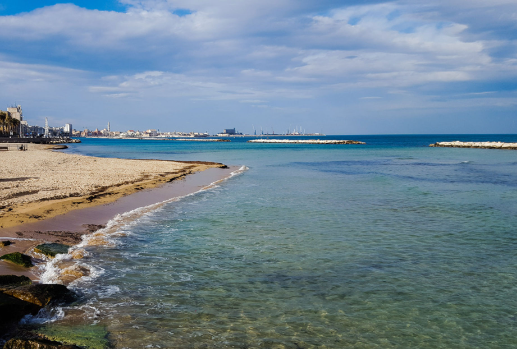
[0,145,225,229]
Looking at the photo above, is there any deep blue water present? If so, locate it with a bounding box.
[47,135,517,348]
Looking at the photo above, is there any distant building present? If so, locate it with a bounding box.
[6,105,27,135]
[146,129,158,137]
[217,128,243,136]
[64,123,73,137]
[7,105,22,122]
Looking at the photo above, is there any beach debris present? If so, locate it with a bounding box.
[0,252,34,268]
[34,243,70,258]
[0,284,76,307]
[0,240,11,247]
[3,337,82,349]
[0,275,32,288]
[247,139,366,144]
[430,141,517,149]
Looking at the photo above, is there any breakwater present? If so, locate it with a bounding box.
[430,141,517,149]
[248,139,365,144]
[173,138,230,142]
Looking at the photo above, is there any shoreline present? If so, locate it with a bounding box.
[0,166,238,281]
[0,147,238,344]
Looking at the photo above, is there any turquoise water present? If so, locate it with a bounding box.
[51,136,517,348]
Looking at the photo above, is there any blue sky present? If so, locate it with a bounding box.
[0,0,516,134]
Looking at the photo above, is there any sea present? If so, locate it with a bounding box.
[30,135,517,348]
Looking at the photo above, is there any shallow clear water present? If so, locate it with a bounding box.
[47,135,517,348]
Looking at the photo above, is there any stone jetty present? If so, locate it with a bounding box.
[173,138,230,142]
[430,141,517,149]
[248,139,365,144]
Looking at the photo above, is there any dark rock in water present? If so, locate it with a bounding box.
[0,253,33,268]
[0,293,40,335]
[34,244,70,258]
[0,240,11,247]
[3,337,82,349]
[0,276,32,288]
[0,284,76,307]
[51,145,68,150]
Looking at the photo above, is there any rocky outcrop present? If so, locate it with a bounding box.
[0,284,75,308]
[0,278,77,338]
[0,293,40,334]
[3,337,82,349]
[430,141,517,149]
[0,276,32,288]
[248,139,366,144]
[0,253,33,268]
[34,244,70,258]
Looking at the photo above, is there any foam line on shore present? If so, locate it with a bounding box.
[35,164,248,296]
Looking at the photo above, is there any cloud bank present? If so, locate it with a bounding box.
[0,0,516,134]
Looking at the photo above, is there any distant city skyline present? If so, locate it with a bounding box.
[0,0,516,134]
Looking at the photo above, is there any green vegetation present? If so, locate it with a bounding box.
[38,324,111,349]
[0,252,34,267]
[35,243,70,258]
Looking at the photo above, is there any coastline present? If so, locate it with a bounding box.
[0,146,237,344]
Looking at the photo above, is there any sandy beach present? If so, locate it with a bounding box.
[0,145,229,281]
[0,145,226,229]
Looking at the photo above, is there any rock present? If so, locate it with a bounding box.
[430,141,517,149]
[3,337,82,349]
[34,244,70,258]
[0,293,40,335]
[0,253,33,268]
[0,284,76,307]
[0,275,32,287]
[0,240,11,247]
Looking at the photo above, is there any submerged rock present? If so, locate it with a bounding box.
[0,284,76,307]
[34,244,70,258]
[0,253,33,268]
[36,324,110,349]
[3,337,81,349]
[0,275,32,288]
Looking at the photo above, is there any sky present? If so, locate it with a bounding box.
[0,0,516,135]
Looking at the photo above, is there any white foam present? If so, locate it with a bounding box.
[20,307,65,325]
[97,285,121,298]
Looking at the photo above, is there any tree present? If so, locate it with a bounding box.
[0,112,5,136]
[11,117,20,136]
[5,113,12,135]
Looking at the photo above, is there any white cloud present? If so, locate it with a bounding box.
[0,0,516,133]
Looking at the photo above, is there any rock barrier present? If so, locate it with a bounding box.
[248,139,365,144]
[430,141,517,149]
